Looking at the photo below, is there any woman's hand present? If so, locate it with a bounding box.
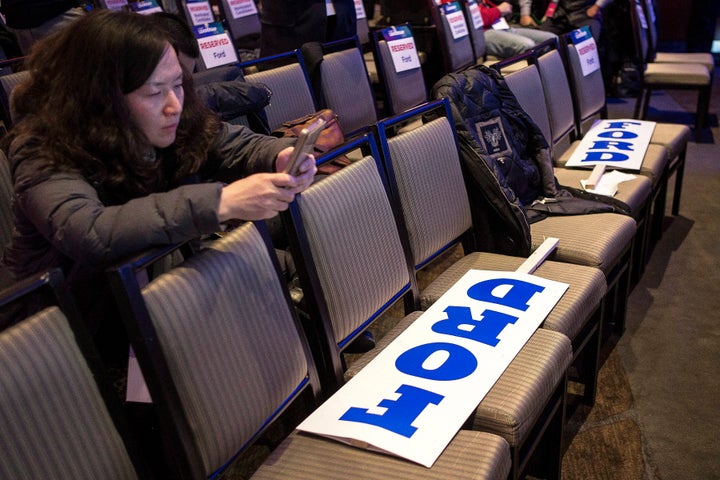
[274,146,318,194]
[497,2,514,16]
[218,173,298,221]
[217,147,318,222]
[519,14,537,26]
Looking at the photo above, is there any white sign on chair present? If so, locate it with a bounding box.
[382,26,421,73]
[193,22,238,69]
[442,2,470,39]
[185,0,214,26]
[297,269,568,468]
[565,119,656,171]
[467,0,484,30]
[227,0,258,19]
[128,0,163,14]
[569,26,600,76]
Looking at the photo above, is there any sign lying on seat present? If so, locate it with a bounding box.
[565,119,656,171]
[297,269,568,468]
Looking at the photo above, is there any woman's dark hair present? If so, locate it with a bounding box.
[6,9,221,202]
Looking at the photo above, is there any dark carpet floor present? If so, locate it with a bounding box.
[558,70,720,479]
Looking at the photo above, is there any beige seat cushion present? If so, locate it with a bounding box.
[419,252,606,343]
[530,213,637,275]
[654,52,715,73]
[346,318,572,447]
[651,123,691,164]
[252,429,511,479]
[644,62,711,85]
[470,328,571,444]
[553,167,653,216]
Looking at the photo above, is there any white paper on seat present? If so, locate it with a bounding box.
[581,169,637,197]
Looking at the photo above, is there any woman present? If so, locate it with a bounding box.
[0,10,316,363]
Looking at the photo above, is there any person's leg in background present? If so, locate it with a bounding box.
[510,26,558,46]
[485,28,538,59]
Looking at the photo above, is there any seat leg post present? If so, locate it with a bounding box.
[671,149,687,216]
[695,86,711,142]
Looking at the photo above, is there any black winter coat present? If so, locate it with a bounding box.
[0,123,292,363]
[432,65,557,256]
[432,65,628,256]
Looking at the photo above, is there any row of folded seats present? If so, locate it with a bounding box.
[0,20,692,480]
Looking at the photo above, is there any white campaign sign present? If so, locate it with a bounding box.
[383,26,421,73]
[227,0,258,19]
[565,119,656,171]
[186,0,214,26]
[569,26,600,76]
[298,270,568,468]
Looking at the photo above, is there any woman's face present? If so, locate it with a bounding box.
[125,45,184,149]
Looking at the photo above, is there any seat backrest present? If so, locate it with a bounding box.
[0,271,144,480]
[372,25,428,115]
[561,33,606,136]
[1,151,13,254]
[533,38,576,161]
[639,0,658,60]
[629,0,650,68]
[375,99,473,270]
[215,0,261,48]
[108,222,320,478]
[282,134,417,389]
[432,1,475,72]
[241,50,317,131]
[0,70,29,129]
[356,6,370,45]
[498,56,553,146]
[461,0,487,63]
[319,37,378,135]
[193,64,243,85]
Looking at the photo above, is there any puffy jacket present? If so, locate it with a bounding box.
[432,65,627,256]
[196,78,273,133]
[432,65,556,256]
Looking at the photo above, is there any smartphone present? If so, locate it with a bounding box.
[284,117,326,176]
